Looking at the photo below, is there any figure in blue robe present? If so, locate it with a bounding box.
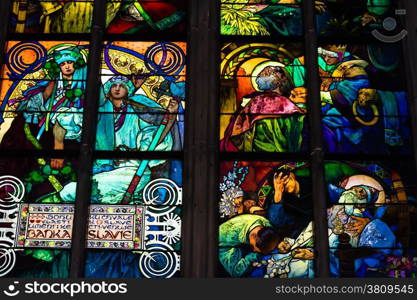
[327,183,402,277]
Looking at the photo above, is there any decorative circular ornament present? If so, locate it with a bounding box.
[138,244,180,278]
[0,176,25,205]
[143,179,182,215]
[0,249,16,278]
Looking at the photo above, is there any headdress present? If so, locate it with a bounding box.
[103,75,136,97]
[318,45,348,61]
[53,48,82,65]
[328,184,380,204]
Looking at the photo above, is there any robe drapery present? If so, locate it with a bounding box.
[219,214,272,277]
[56,87,174,204]
[38,1,120,33]
[107,0,186,34]
[221,91,306,152]
[20,86,175,278]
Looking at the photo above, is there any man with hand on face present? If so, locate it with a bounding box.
[265,168,313,239]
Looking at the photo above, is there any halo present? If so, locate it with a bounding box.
[251,61,285,92]
[343,174,386,204]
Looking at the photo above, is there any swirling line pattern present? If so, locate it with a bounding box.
[6,41,47,80]
[0,247,16,278]
[142,178,182,215]
[0,176,25,206]
[103,42,185,82]
[0,42,47,119]
[138,243,180,278]
[144,42,185,77]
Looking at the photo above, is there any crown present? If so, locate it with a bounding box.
[322,44,347,53]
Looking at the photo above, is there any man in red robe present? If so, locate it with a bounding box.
[220,65,306,152]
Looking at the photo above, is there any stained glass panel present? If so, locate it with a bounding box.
[220,0,304,36]
[84,159,183,278]
[218,161,314,278]
[10,0,94,34]
[0,41,89,151]
[106,0,187,34]
[0,157,182,278]
[220,42,308,152]
[316,44,411,154]
[315,0,405,39]
[324,161,417,277]
[94,41,186,152]
[0,156,78,277]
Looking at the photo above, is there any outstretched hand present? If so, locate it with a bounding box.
[278,239,292,254]
[345,215,371,237]
[132,69,146,89]
[292,248,314,260]
[315,1,327,13]
[167,98,179,114]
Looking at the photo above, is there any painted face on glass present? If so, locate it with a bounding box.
[338,187,368,216]
[110,83,128,100]
[321,53,339,66]
[59,61,75,76]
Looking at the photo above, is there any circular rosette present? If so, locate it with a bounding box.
[138,243,180,278]
[0,176,25,207]
[0,248,17,277]
[143,179,182,215]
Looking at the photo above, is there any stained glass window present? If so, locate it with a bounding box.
[9,0,187,35]
[218,0,314,279]
[0,0,186,279]
[219,161,314,278]
[316,0,404,39]
[0,41,89,151]
[220,42,308,153]
[218,0,417,279]
[220,0,303,36]
[0,156,77,277]
[96,41,186,152]
[84,159,182,278]
[106,0,187,34]
[10,0,95,34]
[316,0,417,278]
[325,161,417,277]
[1,0,417,280]
[317,43,410,154]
